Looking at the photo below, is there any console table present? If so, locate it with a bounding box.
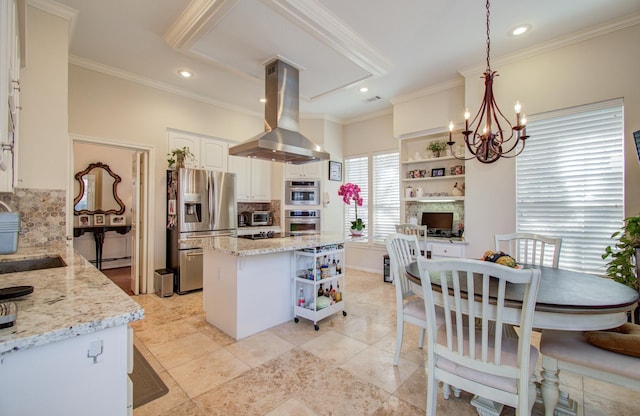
[73,225,131,270]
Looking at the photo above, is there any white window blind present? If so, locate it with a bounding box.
[516,99,624,274]
[372,152,400,243]
[344,157,368,235]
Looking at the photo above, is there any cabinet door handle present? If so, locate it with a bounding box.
[187,252,203,258]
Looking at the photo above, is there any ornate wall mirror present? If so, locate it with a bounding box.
[74,162,126,215]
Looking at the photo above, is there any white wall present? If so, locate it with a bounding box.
[464,23,640,258]
[68,65,263,272]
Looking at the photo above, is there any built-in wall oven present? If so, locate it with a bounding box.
[285,209,320,235]
[285,180,320,205]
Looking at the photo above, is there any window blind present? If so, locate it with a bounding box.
[344,157,368,235]
[516,99,624,274]
[372,152,400,243]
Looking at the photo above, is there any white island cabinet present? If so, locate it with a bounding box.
[201,234,351,340]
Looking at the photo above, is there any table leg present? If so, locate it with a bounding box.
[93,231,105,270]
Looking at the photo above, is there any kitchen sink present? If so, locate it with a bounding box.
[0,255,67,274]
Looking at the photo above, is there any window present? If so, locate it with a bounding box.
[373,152,400,242]
[516,99,624,273]
[343,156,368,234]
[343,152,400,242]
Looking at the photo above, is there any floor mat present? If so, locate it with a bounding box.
[131,346,169,408]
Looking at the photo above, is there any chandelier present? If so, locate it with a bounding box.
[447,0,529,163]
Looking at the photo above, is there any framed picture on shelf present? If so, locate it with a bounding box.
[78,214,91,227]
[93,214,106,226]
[328,160,342,181]
[110,215,125,225]
[431,168,445,177]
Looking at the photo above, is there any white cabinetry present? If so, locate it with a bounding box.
[0,325,130,416]
[293,244,346,330]
[284,161,321,179]
[0,0,22,192]
[228,156,272,202]
[428,241,465,259]
[168,131,228,171]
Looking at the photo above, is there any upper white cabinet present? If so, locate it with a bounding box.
[284,161,321,179]
[168,131,228,171]
[0,0,22,192]
[228,156,271,202]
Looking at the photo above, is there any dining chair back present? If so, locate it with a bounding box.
[395,223,427,257]
[385,233,428,366]
[495,232,562,267]
[417,256,542,416]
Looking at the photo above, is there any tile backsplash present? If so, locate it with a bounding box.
[1,188,66,248]
[405,201,464,231]
[237,200,281,226]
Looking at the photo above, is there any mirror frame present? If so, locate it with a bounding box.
[73,162,126,215]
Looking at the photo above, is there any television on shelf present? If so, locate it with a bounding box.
[634,130,640,162]
[421,212,453,231]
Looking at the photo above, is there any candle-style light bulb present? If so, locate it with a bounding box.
[448,121,454,142]
[520,113,527,126]
[514,101,522,114]
[464,109,470,132]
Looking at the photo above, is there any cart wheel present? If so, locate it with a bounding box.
[343,311,347,317]
[294,317,299,323]
[314,324,319,331]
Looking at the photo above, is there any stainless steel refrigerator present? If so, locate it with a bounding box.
[167,168,236,294]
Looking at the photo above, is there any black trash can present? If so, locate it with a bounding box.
[383,254,392,283]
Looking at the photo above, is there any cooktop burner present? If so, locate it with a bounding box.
[237,231,283,240]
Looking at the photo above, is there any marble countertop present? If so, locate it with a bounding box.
[192,233,362,256]
[0,244,144,356]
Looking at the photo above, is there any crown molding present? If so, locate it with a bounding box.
[391,78,465,105]
[164,0,238,50]
[460,13,640,77]
[69,55,262,118]
[343,106,393,125]
[265,0,392,77]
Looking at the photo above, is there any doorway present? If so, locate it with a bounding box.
[71,136,154,294]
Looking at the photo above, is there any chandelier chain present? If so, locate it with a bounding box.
[486,0,491,71]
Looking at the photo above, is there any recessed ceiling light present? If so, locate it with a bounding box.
[177,69,193,78]
[359,87,369,93]
[510,24,531,36]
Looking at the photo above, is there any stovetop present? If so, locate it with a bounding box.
[237,231,284,240]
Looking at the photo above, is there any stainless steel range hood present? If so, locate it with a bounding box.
[229,59,330,164]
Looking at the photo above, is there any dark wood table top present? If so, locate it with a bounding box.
[405,261,639,313]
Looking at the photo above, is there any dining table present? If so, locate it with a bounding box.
[405,261,639,416]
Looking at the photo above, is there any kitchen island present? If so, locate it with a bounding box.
[199,234,354,340]
[0,244,143,416]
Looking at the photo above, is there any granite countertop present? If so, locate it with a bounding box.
[190,233,362,256]
[0,244,144,356]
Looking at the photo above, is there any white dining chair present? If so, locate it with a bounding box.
[495,232,562,268]
[385,233,437,366]
[416,256,542,416]
[395,223,428,257]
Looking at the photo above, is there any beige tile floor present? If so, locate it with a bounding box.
[127,269,639,416]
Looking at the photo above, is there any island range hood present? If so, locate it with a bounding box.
[229,59,330,164]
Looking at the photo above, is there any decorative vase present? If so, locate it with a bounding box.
[350,227,363,236]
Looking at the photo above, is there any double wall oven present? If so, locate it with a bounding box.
[285,180,320,205]
[285,209,320,235]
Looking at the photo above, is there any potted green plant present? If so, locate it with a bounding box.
[602,214,640,292]
[167,146,195,169]
[428,141,447,157]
